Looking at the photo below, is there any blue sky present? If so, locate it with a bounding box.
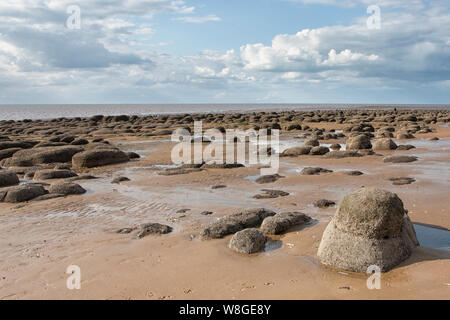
[0,0,449,104]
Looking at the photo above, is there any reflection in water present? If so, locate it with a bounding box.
[414,223,450,251]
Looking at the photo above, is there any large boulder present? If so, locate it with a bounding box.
[0,170,20,187]
[372,138,397,150]
[200,208,276,240]
[72,149,129,168]
[48,182,86,195]
[1,184,48,203]
[317,188,419,272]
[260,212,311,235]
[229,228,267,254]
[346,134,372,150]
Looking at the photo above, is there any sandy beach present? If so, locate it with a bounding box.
[0,109,449,300]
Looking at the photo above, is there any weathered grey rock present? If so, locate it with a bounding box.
[389,177,416,185]
[255,174,283,184]
[323,151,362,159]
[372,138,397,150]
[303,138,320,147]
[309,146,330,155]
[229,228,267,254]
[200,208,276,240]
[3,146,83,166]
[48,182,86,195]
[345,170,364,176]
[346,134,372,150]
[383,155,418,163]
[1,184,47,203]
[280,146,311,157]
[135,223,173,239]
[314,199,336,208]
[330,143,341,151]
[253,189,289,199]
[396,144,415,150]
[72,149,129,168]
[260,212,311,235]
[0,170,19,187]
[317,188,419,272]
[300,167,333,175]
[111,176,130,184]
[33,169,77,180]
[0,148,21,161]
[126,152,140,159]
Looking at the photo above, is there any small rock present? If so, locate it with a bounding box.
[229,228,267,254]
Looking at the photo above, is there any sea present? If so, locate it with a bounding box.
[0,104,449,121]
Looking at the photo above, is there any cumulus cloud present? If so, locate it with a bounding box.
[0,0,449,103]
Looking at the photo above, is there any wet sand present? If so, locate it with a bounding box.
[0,117,449,300]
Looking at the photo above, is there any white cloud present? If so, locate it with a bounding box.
[172,14,221,23]
[0,0,448,104]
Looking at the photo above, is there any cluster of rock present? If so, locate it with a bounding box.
[0,165,92,203]
[200,208,311,254]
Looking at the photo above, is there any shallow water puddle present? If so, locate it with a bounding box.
[414,223,450,251]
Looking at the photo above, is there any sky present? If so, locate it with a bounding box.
[0,0,449,104]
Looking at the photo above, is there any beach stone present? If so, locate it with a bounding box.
[372,138,397,150]
[71,138,89,145]
[317,188,419,272]
[211,184,226,189]
[0,170,20,187]
[389,177,416,185]
[158,167,203,176]
[303,138,320,147]
[200,208,276,240]
[200,211,213,215]
[2,184,47,203]
[126,152,140,159]
[300,167,333,175]
[396,132,415,139]
[330,143,341,151]
[72,149,129,168]
[135,223,173,239]
[396,144,415,150]
[111,176,130,184]
[33,169,77,180]
[309,146,330,155]
[280,146,311,157]
[260,212,311,235]
[383,155,418,163]
[229,228,267,254]
[345,170,364,176]
[255,174,283,184]
[48,182,86,195]
[323,151,362,159]
[0,140,37,151]
[314,199,336,208]
[346,134,372,150]
[4,146,83,166]
[32,193,66,201]
[429,137,439,141]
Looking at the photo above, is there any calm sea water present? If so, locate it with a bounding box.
[0,104,449,121]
